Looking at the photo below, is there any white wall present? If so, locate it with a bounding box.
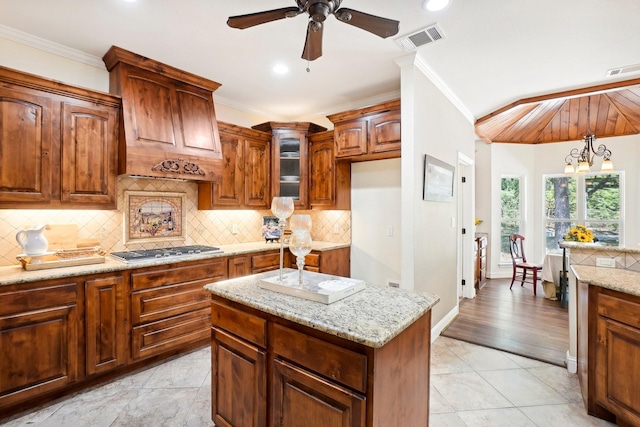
[478,134,640,278]
[398,55,476,326]
[350,159,401,287]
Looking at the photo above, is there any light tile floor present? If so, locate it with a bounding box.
[3,336,616,426]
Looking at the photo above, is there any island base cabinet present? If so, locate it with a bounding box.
[272,358,366,427]
[212,327,266,427]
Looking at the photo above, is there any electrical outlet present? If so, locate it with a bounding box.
[595,257,616,268]
[232,224,238,235]
[333,224,340,234]
[387,280,400,288]
[386,226,393,236]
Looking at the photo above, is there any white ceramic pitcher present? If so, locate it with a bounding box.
[16,225,49,256]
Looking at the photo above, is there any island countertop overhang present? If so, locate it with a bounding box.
[204,268,439,348]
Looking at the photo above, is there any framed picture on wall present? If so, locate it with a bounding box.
[423,155,455,202]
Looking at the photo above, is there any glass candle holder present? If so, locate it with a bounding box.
[289,214,312,233]
[289,230,312,285]
[271,197,294,283]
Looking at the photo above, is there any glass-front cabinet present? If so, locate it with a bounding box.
[252,122,326,209]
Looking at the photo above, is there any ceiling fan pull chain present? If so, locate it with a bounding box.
[306,59,311,73]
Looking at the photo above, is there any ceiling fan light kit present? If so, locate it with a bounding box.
[227,0,400,61]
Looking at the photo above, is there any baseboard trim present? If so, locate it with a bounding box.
[566,350,577,373]
[431,304,459,343]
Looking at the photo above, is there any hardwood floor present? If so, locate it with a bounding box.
[441,277,569,367]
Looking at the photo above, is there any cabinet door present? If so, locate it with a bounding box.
[309,137,335,208]
[272,358,366,427]
[85,275,126,376]
[60,102,118,207]
[213,133,244,207]
[212,327,267,427]
[369,111,401,154]
[229,256,251,278]
[245,137,270,208]
[594,292,640,425]
[272,131,308,209]
[0,86,53,203]
[0,284,79,410]
[334,119,367,158]
[173,80,222,157]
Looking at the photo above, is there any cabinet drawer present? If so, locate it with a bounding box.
[131,308,210,360]
[131,281,211,326]
[598,291,640,329]
[130,260,227,291]
[211,300,266,348]
[252,251,280,273]
[271,324,367,393]
[0,283,77,316]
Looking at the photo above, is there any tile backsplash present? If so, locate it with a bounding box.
[0,176,351,266]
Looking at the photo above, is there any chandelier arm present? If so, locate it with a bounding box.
[593,144,609,158]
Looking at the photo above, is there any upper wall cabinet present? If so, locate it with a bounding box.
[252,122,327,210]
[308,130,350,210]
[327,99,401,161]
[103,46,223,181]
[198,122,271,210]
[0,66,120,209]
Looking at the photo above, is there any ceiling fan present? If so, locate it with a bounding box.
[227,0,400,61]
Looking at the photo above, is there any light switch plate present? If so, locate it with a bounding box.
[595,257,616,268]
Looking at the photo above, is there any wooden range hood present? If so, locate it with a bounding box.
[475,78,640,144]
[103,46,223,181]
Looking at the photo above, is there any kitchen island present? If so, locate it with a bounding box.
[561,242,640,425]
[204,269,439,427]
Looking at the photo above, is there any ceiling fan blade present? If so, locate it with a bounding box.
[334,8,399,38]
[227,7,301,29]
[302,21,324,61]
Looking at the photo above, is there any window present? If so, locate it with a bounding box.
[500,176,523,263]
[544,172,623,252]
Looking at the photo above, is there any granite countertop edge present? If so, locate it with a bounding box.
[559,241,640,254]
[0,241,350,286]
[205,269,440,348]
[572,265,640,297]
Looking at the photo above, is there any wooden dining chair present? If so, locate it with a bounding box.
[509,234,542,295]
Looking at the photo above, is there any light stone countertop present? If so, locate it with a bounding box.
[0,241,350,286]
[572,265,640,297]
[204,268,440,348]
[559,241,640,254]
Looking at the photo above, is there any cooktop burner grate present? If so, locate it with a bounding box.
[110,245,222,263]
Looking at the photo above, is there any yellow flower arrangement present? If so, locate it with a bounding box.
[475,218,483,225]
[565,225,595,243]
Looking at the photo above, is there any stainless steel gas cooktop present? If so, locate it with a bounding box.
[110,245,223,263]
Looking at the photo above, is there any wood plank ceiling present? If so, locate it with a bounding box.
[475,78,640,144]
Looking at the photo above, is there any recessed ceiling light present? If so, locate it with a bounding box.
[273,64,289,75]
[424,0,450,11]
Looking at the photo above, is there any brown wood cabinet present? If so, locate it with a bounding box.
[210,291,431,427]
[328,99,401,161]
[578,283,640,425]
[252,122,327,210]
[475,234,488,290]
[85,275,127,376]
[228,255,251,278]
[103,46,223,181]
[308,130,351,210]
[289,247,350,277]
[0,280,79,412]
[0,66,119,209]
[130,259,227,361]
[198,122,271,210]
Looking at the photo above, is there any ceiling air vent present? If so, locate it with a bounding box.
[395,24,445,51]
[606,63,640,77]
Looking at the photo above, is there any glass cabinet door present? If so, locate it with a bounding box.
[279,137,301,200]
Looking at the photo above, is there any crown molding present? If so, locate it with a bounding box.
[0,24,105,69]
[396,52,475,124]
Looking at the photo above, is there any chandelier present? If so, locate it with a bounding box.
[564,96,614,174]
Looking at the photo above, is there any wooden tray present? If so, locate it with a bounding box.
[17,248,106,271]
